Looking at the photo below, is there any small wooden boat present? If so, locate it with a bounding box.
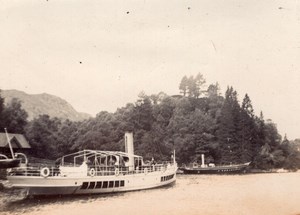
[180,154,250,174]
[7,132,177,196]
[0,154,21,169]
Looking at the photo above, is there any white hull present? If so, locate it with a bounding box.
[7,133,178,196]
[8,168,176,195]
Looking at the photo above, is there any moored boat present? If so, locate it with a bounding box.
[180,154,250,174]
[0,154,21,169]
[6,132,177,196]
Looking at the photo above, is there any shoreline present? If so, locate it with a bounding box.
[1,173,300,215]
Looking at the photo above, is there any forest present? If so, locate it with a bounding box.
[1,73,300,170]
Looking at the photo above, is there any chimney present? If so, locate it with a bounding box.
[201,154,205,167]
[125,132,134,171]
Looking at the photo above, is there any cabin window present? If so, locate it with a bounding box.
[109,181,114,188]
[103,181,108,188]
[115,181,120,187]
[95,181,102,189]
[81,182,89,189]
[120,180,125,187]
[88,182,95,189]
[161,174,174,182]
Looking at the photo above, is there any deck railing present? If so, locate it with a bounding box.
[7,162,176,177]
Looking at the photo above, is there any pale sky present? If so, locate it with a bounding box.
[0,0,299,139]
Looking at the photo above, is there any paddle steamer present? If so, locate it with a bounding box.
[7,132,177,195]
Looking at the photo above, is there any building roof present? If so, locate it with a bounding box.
[0,133,31,149]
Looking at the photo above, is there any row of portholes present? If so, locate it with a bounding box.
[217,169,237,172]
[80,180,125,190]
[161,174,174,182]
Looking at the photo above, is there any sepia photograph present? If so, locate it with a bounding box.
[0,0,300,214]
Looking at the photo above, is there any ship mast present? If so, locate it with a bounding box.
[4,128,15,159]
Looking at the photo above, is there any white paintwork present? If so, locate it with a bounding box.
[201,154,205,167]
[7,163,177,196]
[124,132,134,171]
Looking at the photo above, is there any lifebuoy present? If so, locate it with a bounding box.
[115,168,119,176]
[144,168,148,174]
[89,168,95,177]
[40,167,50,178]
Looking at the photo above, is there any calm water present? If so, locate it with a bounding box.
[1,173,300,215]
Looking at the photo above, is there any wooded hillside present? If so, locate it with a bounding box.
[1,74,300,170]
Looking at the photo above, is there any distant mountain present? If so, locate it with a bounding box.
[1,89,91,121]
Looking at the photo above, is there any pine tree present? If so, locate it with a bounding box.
[133,93,154,131]
[179,76,188,96]
[187,76,196,97]
[239,94,257,162]
[194,73,206,98]
[217,87,241,163]
[241,94,254,118]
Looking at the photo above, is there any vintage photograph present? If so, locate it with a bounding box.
[0,0,300,214]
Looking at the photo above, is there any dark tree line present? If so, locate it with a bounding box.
[0,90,28,134]
[1,75,300,170]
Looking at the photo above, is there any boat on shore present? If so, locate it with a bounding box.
[0,154,21,169]
[180,154,250,174]
[6,132,177,196]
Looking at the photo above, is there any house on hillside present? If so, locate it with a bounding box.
[0,133,31,157]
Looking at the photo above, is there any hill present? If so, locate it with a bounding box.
[1,89,91,121]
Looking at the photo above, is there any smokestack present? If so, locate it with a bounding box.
[201,154,205,167]
[125,132,134,171]
[125,132,134,155]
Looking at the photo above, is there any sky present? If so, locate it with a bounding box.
[0,0,299,139]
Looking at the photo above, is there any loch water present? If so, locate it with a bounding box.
[1,173,300,215]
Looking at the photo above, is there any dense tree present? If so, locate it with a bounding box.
[132,92,154,131]
[216,87,241,163]
[256,112,266,150]
[238,94,257,162]
[0,91,28,134]
[25,115,61,159]
[0,74,290,171]
[264,119,282,150]
[283,138,300,170]
[2,98,28,134]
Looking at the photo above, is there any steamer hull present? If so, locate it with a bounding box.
[8,168,176,196]
[181,162,250,175]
